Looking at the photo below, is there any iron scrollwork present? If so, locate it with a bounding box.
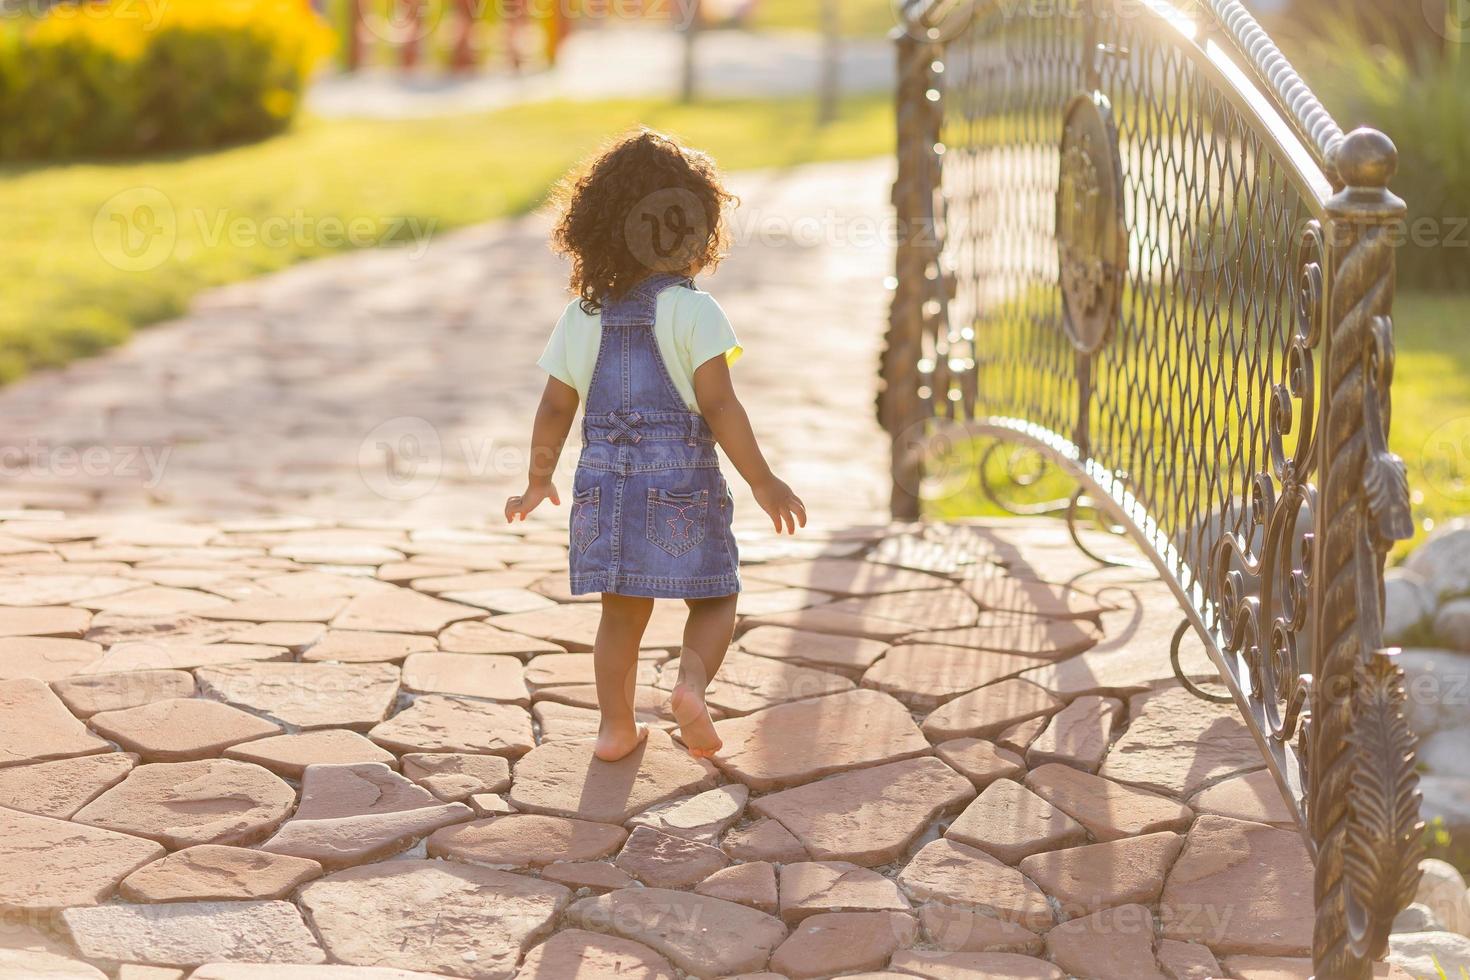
[1057,92,1126,355]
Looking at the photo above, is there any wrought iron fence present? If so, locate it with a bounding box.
[882,1,1425,975]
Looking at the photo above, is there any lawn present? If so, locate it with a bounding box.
[925,289,1470,560]
[747,0,899,37]
[1,93,893,383]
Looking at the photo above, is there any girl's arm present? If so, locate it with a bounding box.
[504,377,580,522]
[693,356,807,534]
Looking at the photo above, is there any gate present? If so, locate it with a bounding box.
[881,1,1426,975]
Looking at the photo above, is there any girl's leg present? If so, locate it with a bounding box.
[670,593,738,758]
[593,592,654,762]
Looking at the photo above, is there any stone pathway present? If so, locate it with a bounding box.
[0,160,1394,978]
[307,28,894,119]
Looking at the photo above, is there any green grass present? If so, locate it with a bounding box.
[1,92,893,382]
[746,0,899,37]
[923,288,1470,561]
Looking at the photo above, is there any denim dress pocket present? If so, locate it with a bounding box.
[571,486,601,554]
[646,488,709,558]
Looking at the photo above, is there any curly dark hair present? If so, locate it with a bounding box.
[550,130,737,314]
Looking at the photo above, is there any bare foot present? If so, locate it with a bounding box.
[593,722,648,762]
[671,684,722,758]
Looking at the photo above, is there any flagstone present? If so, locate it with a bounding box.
[0,678,112,765]
[62,901,324,969]
[778,861,911,923]
[73,759,296,849]
[368,695,534,758]
[1025,694,1123,773]
[524,652,660,690]
[332,589,482,634]
[509,729,717,824]
[712,689,929,791]
[86,642,290,673]
[933,739,1025,790]
[566,888,787,978]
[1187,768,1298,828]
[736,626,889,675]
[743,603,918,641]
[411,570,541,594]
[119,845,321,903]
[379,561,471,584]
[997,716,1048,755]
[749,757,975,866]
[1019,832,1186,918]
[401,752,511,801]
[517,930,677,980]
[0,751,138,817]
[946,779,1087,864]
[887,949,1064,979]
[541,861,635,893]
[1159,815,1314,955]
[0,806,164,912]
[195,596,347,623]
[918,904,1044,954]
[1098,687,1264,798]
[532,699,673,741]
[920,679,1062,742]
[769,910,918,979]
[862,644,1050,708]
[735,587,833,616]
[428,813,626,868]
[0,605,90,638]
[269,544,403,565]
[81,588,229,617]
[298,859,568,979]
[532,683,678,719]
[401,652,528,704]
[905,613,1102,660]
[626,784,748,843]
[260,762,471,869]
[437,620,564,656]
[0,636,105,681]
[190,967,447,980]
[723,817,811,864]
[696,861,778,914]
[440,588,557,615]
[1157,939,1224,979]
[615,825,730,888]
[0,949,108,979]
[897,839,1055,931]
[1022,763,1194,842]
[468,792,515,816]
[1046,904,1165,980]
[743,559,945,596]
[655,651,853,717]
[226,621,324,652]
[195,661,400,730]
[489,602,687,650]
[223,730,397,778]
[959,569,1110,620]
[302,629,435,662]
[89,698,282,762]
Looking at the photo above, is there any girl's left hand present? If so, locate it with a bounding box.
[505,481,560,522]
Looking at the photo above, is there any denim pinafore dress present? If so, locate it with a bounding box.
[568,274,741,599]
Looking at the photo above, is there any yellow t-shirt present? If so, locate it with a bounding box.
[537,287,743,412]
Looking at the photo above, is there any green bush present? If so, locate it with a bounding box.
[1304,26,1470,290]
[0,0,333,161]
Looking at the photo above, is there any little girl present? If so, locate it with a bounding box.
[505,131,806,763]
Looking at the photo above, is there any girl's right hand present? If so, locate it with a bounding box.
[505,481,560,522]
[753,477,807,535]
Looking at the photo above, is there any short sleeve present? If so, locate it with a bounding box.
[537,304,577,389]
[687,293,743,371]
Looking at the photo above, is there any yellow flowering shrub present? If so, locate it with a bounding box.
[1,0,334,160]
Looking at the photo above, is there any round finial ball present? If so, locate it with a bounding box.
[1332,128,1398,188]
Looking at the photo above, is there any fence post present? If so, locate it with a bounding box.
[881,29,942,519]
[1309,127,1423,980]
